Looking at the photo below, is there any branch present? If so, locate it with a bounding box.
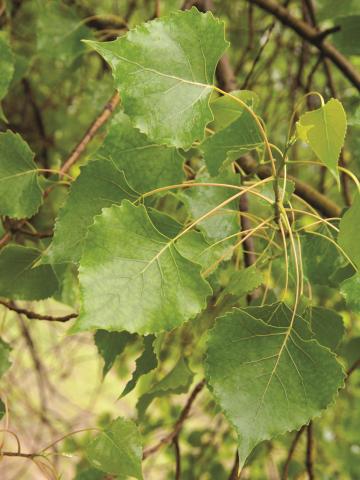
[281,426,306,480]
[248,0,360,91]
[306,422,314,480]
[60,91,120,175]
[0,300,77,322]
[143,379,206,460]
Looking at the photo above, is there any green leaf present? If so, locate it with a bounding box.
[316,0,360,19]
[203,107,262,176]
[95,112,185,193]
[210,90,259,131]
[180,171,240,241]
[0,398,5,420]
[86,417,143,480]
[37,0,93,65]
[72,201,211,334]
[221,266,264,300]
[121,335,157,397]
[296,98,347,181]
[304,307,344,351]
[137,357,193,419]
[341,273,360,313]
[332,16,360,55]
[74,468,103,480]
[206,305,345,465]
[0,245,58,300]
[0,338,11,377]
[85,8,228,148]
[0,130,43,219]
[42,159,137,265]
[95,330,136,377]
[301,230,343,286]
[43,112,185,266]
[338,193,360,269]
[0,33,14,119]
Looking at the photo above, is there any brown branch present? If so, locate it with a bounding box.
[248,0,360,90]
[346,357,360,379]
[306,422,314,479]
[281,426,306,480]
[0,300,77,322]
[60,91,120,176]
[143,379,206,460]
[173,436,181,480]
[228,450,240,480]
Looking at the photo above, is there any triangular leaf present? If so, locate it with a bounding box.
[72,201,211,334]
[304,306,344,351]
[0,131,43,219]
[0,245,58,300]
[85,8,228,148]
[137,357,193,419]
[95,330,136,377]
[121,335,157,397]
[296,98,347,181]
[86,417,143,479]
[341,273,360,313]
[206,305,345,465]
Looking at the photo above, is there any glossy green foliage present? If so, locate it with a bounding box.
[0,245,58,300]
[297,99,347,180]
[338,193,360,269]
[206,305,345,464]
[341,274,360,313]
[0,131,43,218]
[86,8,228,148]
[137,357,193,419]
[0,33,14,120]
[0,338,11,377]
[73,201,211,334]
[95,330,136,377]
[86,417,143,479]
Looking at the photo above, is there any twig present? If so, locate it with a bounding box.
[248,0,360,90]
[60,91,120,176]
[346,357,360,379]
[228,450,240,480]
[143,379,206,460]
[0,300,77,322]
[173,436,181,480]
[281,426,305,479]
[306,422,314,479]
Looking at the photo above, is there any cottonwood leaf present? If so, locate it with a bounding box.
[137,357,193,419]
[341,273,360,313]
[180,171,240,241]
[72,201,211,335]
[42,159,138,265]
[0,245,58,300]
[0,338,11,378]
[301,230,343,286]
[121,335,157,397]
[338,193,360,269]
[95,330,136,377]
[0,130,43,219]
[203,107,262,176]
[206,305,345,465]
[220,266,264,301]
[210,90,259,131]
[296,98,347,181]
[37,0,93,65]
[85,8,228,148]
[86,417,143,480]
[43,112,184,266]
[304,306,344,351]
[95,112,185,193]
[0,34,14,121]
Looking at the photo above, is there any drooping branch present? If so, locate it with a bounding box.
[248,0,360,91]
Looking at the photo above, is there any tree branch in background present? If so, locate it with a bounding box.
[0,300,77,322]
[248,0,360,91]
[60,91,120,176]
[281,426,306,480]
[306,422,315,480]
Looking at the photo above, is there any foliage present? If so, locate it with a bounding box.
[0,1,359,479]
